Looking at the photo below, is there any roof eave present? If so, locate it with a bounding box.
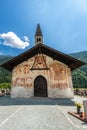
[0,44,85,71]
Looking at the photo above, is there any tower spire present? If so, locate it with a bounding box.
[35,24,43,45]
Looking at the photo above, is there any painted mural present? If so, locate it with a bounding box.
[13,64,31,75]
[11,54,73,98]
[12,55,70,89]
[12,55,48,88]
[12,59,33,88]
[12,77,33,88]
[32,54,47,69]
[49,62,68,89]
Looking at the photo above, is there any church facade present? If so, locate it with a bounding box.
[1,24,85,98]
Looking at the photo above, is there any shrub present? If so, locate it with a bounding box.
[0,83,11,89]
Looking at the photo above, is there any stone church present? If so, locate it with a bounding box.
[1,24,85,98]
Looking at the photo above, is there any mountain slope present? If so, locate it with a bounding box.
[70,51,87,63]
[70,51,87,88]
[0,55,13,64]
[0,55,13,83]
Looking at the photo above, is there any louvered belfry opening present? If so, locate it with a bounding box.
[34,75,47,97]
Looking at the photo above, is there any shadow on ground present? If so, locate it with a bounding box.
[0,95,75,106]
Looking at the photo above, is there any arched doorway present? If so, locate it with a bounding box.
[34,75,47,97]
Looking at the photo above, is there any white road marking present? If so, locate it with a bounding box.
[58,106,81,129]
[83,126,87,128]
[0,106,23,127]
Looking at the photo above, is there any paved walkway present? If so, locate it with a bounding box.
[0,95,87,130]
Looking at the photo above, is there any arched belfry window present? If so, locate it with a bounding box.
[37,38,39,42]
[36,38,41,43]
[39,38,41,42]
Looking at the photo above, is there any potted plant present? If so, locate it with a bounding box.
[75,102,83,114]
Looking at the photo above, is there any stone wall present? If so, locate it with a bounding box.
[0,89,11,96]
[74,89,87,96]
[11,54,74,98]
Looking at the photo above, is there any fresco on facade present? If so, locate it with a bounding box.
[12,56,70,90]
[13,64,31,75]
[23,64,30,74]
[49,62,68,88]
[12,55,48,88]
[12,58,34,88]
[32,55,47,69]
[14,66,22,75]
[12,77,33,88]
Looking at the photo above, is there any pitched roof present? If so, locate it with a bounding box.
[0,43,85,71]
[35,24,43,37]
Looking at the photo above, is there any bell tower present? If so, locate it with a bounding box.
[35,24,43,45]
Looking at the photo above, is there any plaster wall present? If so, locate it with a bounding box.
[11,54,74,98]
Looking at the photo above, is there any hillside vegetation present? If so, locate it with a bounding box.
[0,51,87,88]
[70,51,87,88]
[0,55,12,83]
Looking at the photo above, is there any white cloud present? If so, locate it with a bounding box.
[0,32,30,49]
[23,36,29,42]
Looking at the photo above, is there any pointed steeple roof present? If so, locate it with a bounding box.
[35,24,43,37]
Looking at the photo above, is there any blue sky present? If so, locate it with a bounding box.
[0,0,87,56]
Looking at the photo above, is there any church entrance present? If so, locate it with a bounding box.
[34,75,47,97]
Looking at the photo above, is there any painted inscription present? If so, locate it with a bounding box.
[12,77,33,87]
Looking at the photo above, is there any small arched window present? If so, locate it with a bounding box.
[37,38,39,42]
[39,38,41,42]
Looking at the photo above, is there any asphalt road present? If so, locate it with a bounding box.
[0,96,87,130]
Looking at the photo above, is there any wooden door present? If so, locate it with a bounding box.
[34,75,47,97]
